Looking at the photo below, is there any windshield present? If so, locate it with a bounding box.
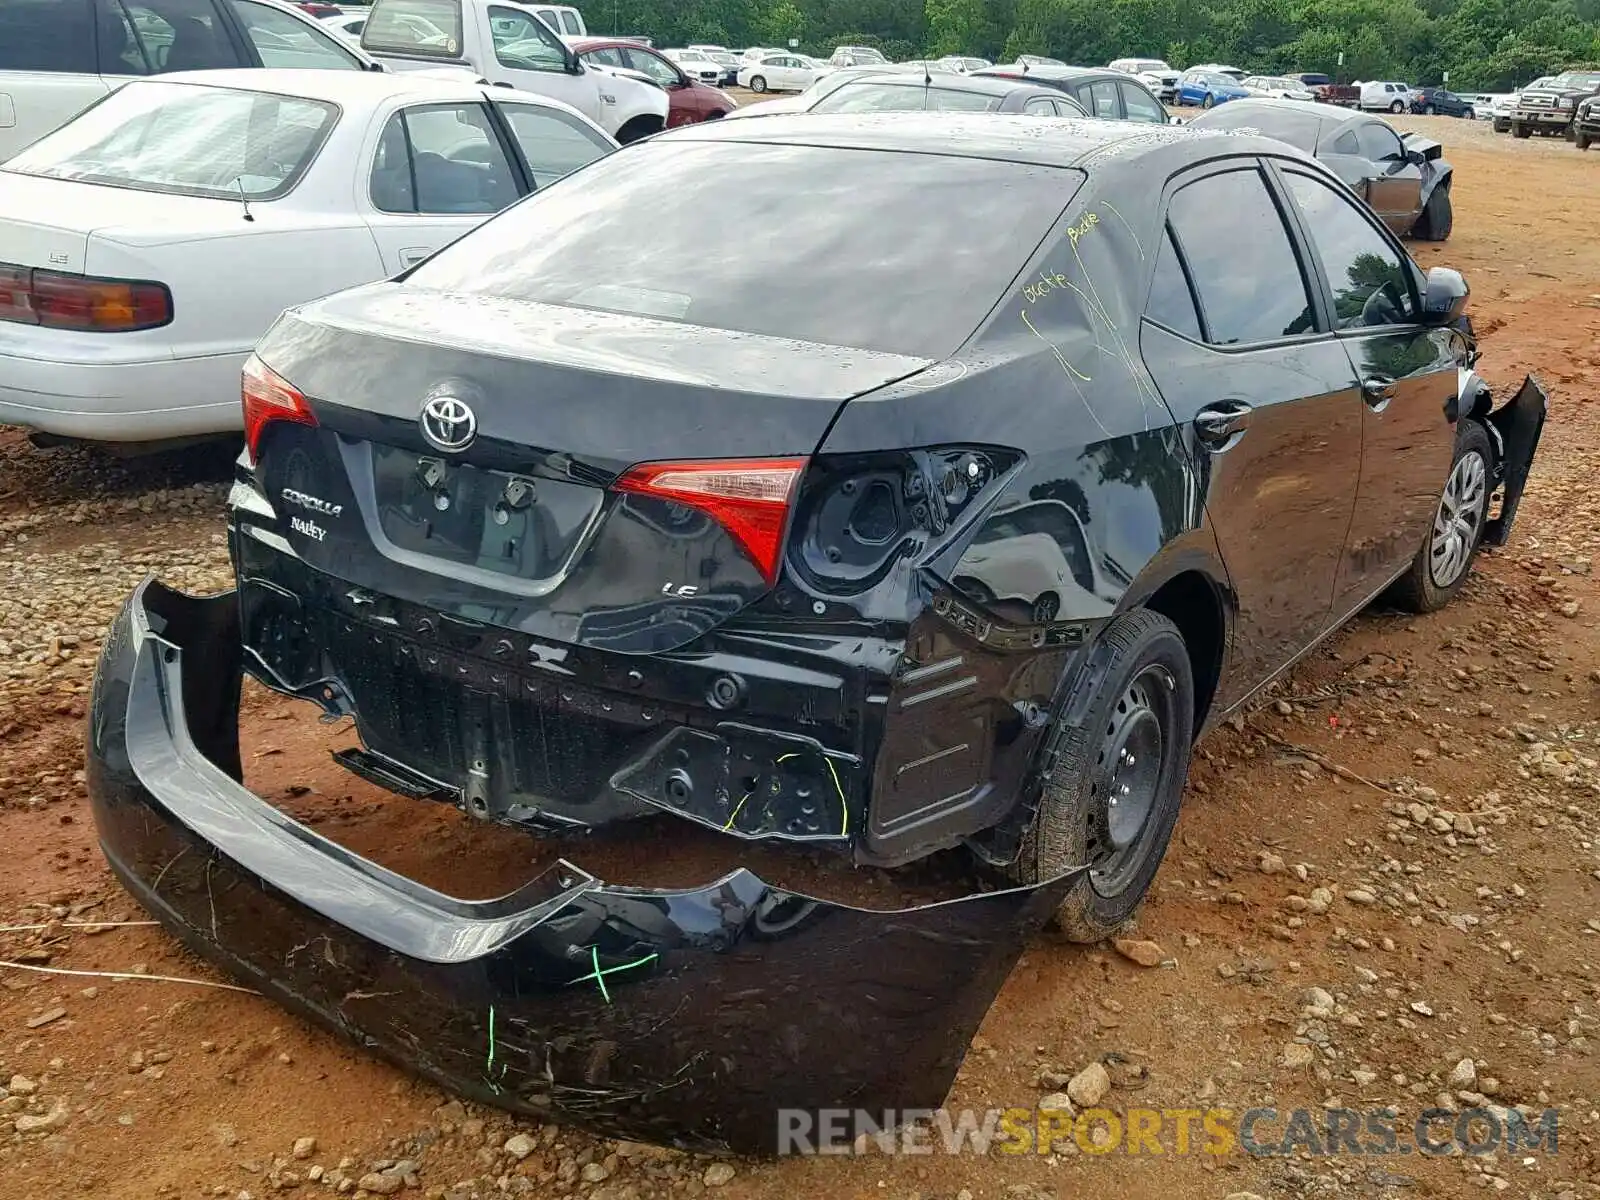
[1554,72,1600,88]
[405,142,1077,359]
[6,81,336,200]
[1131,60,1169,72]
[813,82,1002,113]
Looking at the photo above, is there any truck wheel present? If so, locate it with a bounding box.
[1412,184,1452,241]
[1579,131,1593,150]
[1009,609,1195,943]
[749,75,767,93]
[1388,421,1492,614]
[1513,122,1531,138]
[1389,99,1404,113]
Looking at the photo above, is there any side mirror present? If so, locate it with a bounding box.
[1421,266,1469,324]
[1405,147,1426,165]
[566,54,584,75]
[367,60,386,72]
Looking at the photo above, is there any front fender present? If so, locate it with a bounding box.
[603,72,670,124]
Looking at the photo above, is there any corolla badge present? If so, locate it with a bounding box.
[420,395,477,452]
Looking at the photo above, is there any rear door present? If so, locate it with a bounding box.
[363,100,523,273]
[0,0,107,161]
[1119,80,1166,123]
[1139,161,1364,705]
[1275,165,1459,613]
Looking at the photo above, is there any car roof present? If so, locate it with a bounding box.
[152,68,593,122]
[975,65,1116,83]
[1208,95,1371,126]
[845,74,1063,97]
[653,111,1297,170]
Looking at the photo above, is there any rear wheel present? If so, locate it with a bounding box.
[1412,184,1453,241]
[1009,609,1194,943]
[749,75,767,92]
[1388,421,1493,613]
[1513,122,1531,138]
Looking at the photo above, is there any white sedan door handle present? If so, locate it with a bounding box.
[399,247,433,268]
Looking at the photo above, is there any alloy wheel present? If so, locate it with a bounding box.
[1429,450,1487,588]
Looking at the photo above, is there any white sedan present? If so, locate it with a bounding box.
[0,70,615,445]
[737,54,826,93]
[1239,74,1316,101]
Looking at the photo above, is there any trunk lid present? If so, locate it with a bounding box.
[248,284,931,654]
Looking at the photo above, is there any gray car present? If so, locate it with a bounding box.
[1189,97,1454,240]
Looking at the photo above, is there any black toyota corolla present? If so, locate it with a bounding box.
[87,113,1544,1151]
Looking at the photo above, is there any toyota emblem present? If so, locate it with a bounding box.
[419,395,477,452]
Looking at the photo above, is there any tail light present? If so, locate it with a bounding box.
[614,458,806,584]
[0,262,171,331]
[243,354,317,457]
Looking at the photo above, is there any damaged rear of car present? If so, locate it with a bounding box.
[87,114,1546,1151]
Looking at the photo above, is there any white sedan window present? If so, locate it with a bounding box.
[371,103,519,214]
[228,0,363,69]
[496,103,612,189]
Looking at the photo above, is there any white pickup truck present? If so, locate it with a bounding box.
[359,0,667,141]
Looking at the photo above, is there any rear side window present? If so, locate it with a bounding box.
[407,142,1079,359]
[1120,82,1165,123]
[1144,225,1202,340]
[370,103,518,214]
[1167,168,1315,345]
[1087,79,1119,118]
[0,0,94,73]
[496,102,612,189]
[361,0,462,56]
[228,0,361,69]
[118,0,245,74]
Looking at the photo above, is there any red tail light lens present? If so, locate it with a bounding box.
[614,458,806,584]
[242,354,317,457]
[0,261,171,331]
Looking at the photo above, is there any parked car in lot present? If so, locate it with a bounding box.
[738,52,825,93]
[86,112,1544,1154]
[723,65,899,118]
[804,73,1089,116]
[938,56,993,74]
[1358,80,1413,112]
[1574,95,1600,148]
[1240,74,1315,101]
[321,11,369,41]
[663,48,724,86]
[571,39,736,127]
[1108,57,1180,102]
[1511,70,1600,138]
[0,70,614,444]
[359,0,668,142]
[1298,74,1361,106]
[1176,69,1250,108]
[829,45,888,68]
[0,0,381,161]
[1190,97,1454,239]
[1189,61,1245,80]
[702,50,742,86]
[1410,86,1475,117]
[1015,54,1067,67]
[976,64,1167,122]
[1489,89,1520,131]
[526,3,584,38]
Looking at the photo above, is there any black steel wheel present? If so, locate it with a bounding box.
[1008,608,1195,942]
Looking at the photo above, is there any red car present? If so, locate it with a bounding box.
[570,38,737,128]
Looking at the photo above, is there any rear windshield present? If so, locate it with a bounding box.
[1192,102,1323,151]
[5,81,336,200]
[361,0,462,56]
[813,82,1004,113]
[406,141,1077,358]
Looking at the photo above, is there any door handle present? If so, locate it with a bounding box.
[1361,375,1395,411]
[1193,400,1252,451]
[491,80,514,88]
[399,247,433,268]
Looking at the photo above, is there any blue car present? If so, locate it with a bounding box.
[1176,70,1250,108]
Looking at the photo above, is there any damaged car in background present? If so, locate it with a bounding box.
[87,113,1545,1153]
[1189,96,1456,238]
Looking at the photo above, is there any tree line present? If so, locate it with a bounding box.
[593,0,1600,90]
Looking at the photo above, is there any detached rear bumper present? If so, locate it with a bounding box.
[86,580,1081,1153]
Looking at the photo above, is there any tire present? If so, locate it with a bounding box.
[1423,104,1435,115]
[1412,184,1453,241]
[1463,107,1475,120]
[1579,131,1593,150]
[1031,592,1060,624]
[1389,99,1404,113]
[749,75,767,93]
[1493,118,1509,133]
[613,116,664,145]
[1201,92,1214,109]
[1387,421,1493,614]
[1008,609,1195,943]
[1513,122,1531,138]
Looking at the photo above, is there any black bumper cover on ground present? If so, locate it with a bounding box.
[86,581,1082,1153]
